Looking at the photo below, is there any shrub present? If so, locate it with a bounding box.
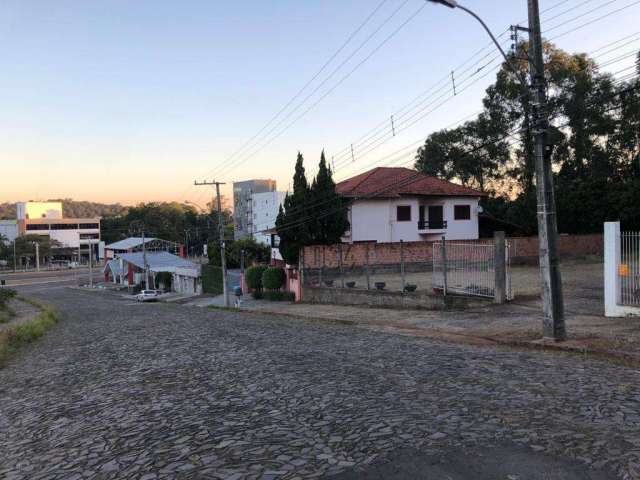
[0,288,17,307]
[245,265,268,290]
[201,265,224,294]
[251,290,264,300]
[262,267,285,290]
[263,291,295,302]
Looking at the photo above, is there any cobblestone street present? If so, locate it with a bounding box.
[1,286,639,479]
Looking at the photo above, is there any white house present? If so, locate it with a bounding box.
[251,190,287,245]
[336,167,484,243]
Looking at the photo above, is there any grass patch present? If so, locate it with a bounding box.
[0,288,18,324]
[0,298,61,368]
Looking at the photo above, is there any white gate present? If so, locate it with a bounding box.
[432,241,512,300]
[620,231,640,306]
[604,221,640,317]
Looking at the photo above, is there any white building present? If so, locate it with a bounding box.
[337,167,484,243]
[0,220,18,243]
[8,202,102,260]
[250,191,287,245]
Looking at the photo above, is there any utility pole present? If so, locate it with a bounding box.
[195,180,229,307]
[527,0,566,340]
[35,242,40,272]
[89,239,93,287]
[13,239,16,273]
[142,230,148,290]
[425,0,566,341]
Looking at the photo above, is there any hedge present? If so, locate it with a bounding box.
[262,267,285,290]
[201,265,224,295]
[245,265,268,290]
[263,291,295,302]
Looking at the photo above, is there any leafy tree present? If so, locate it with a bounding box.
[101,201,233,254]
[415,40,640,235]
[208,237,270,269]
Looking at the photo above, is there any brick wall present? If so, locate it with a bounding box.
[301,234,603,269]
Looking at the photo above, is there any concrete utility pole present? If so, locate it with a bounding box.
[527,0,566,340]
[89,240,93,287]
[195,180,229,307]
[425,0,566,341]
[13,239,16,273]
[35,242,40,272]
[142,230,149,290]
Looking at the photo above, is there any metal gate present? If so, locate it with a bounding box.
[620,231,640,306]
[433,241,512,300]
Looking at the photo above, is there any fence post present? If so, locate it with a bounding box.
[365,242,371,290]
[400,240,406,293]
[604,221,621,317]
[494,231,506,304]
[338,243,344,288]
[299,247,305,291]
[441,236,447,296]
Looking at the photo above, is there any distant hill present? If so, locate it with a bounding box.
[0,199,126,220]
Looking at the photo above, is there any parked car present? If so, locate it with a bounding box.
[136,290,160,302]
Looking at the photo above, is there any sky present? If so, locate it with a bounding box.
[1,0,638,208]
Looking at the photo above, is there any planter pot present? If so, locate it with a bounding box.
[324,280,334,287]
[375,282,386,290]
[404,284,417,293]
[346,281,356,288]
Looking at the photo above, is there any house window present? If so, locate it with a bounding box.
[454,205,471,220]
[396,205,411,222]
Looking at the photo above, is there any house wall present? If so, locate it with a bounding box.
[346,196,479,243]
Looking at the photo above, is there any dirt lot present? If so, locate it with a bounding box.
[261,258,640,362]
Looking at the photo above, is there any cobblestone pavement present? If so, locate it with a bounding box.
[1,287,639,479]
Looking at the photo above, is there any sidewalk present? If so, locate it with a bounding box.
[188,260,640,365]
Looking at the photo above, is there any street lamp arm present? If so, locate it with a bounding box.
[427,1,527,86]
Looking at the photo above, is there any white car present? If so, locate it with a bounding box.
[136,290,160,302]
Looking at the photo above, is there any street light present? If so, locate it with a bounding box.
[425,0,566,340]
[426,0,524,84]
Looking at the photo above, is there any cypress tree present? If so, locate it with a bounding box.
[309,150,350,244]
[276,152,310,265]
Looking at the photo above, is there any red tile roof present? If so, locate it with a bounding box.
[336,167,486,198]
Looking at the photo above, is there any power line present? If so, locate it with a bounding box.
[272,80,639,232]
[178,0,393,203]
[548,0,640,40]
[211,0,423,181]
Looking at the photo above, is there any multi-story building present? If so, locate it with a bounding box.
[12,202,101,262]
[232,179,276,240]
[250,191,287,245]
